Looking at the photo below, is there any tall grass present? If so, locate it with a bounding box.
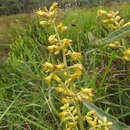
[0,2,130,129]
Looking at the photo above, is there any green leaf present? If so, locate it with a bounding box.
[98,25,130,44]
[83,101,130,130]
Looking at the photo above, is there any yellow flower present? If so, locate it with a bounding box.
[49,2,58,11]
[87,110,97,116]
[115,16,121,21]
[111,10,119,16]
[80,88,95,101]
[62,39,72,46]
[101,19,110,24]
[43,73,54,85]
[48,35,58,44]
[49,10,57,18]
[71,52,83,60]
[55,85,76,96]
[68,121,77,127]
[60,103,69,110]
[123,22,130,27]
[48,45,62,54]
[86,116,98,126]
[59,111,69,116]
[97,9,107,16]
[71,71,82,78]
[60,116,72,121]
[107,24,117,30]
[42,62,54,72]
[71,64,84,70]
[40,20,51,27]
[102,117,113,127]
[123,48,130,56]
[36,10,45,16]
[55,64,65,69]
[57,23,68,33]
[122,56,130,61]
[120,19,125,25]
[108,41,121,48]
[61,97,74,103]
[67,71,82,83]
[106,13,114,18]
[64,71,68,76]
[36,10,50,18]
[53,74,62,83]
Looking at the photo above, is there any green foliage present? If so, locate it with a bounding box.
[0,3,130,129]
[96,26,130,45]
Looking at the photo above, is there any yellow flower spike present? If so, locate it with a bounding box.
[42,62,54,72]
[123,48,130,56]
[71,52,83,60]
[57,23,68,33]
[43,73,54,85]
[49,2,58,11]
[48,35,58,44]
[62,39,72,46]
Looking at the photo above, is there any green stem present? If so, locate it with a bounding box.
[53,23,67,66]
[77,103,84,130]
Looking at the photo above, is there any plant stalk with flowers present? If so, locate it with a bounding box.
[36,2,113,130]
[97,9,130,61]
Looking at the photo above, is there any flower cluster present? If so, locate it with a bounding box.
[97,9,124,49]
[36,2,58,27]
[122,48,130,61]
[97,9,130,61]
[97,9,124,30]
[37,2,95,129]
[85,110,112,130]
